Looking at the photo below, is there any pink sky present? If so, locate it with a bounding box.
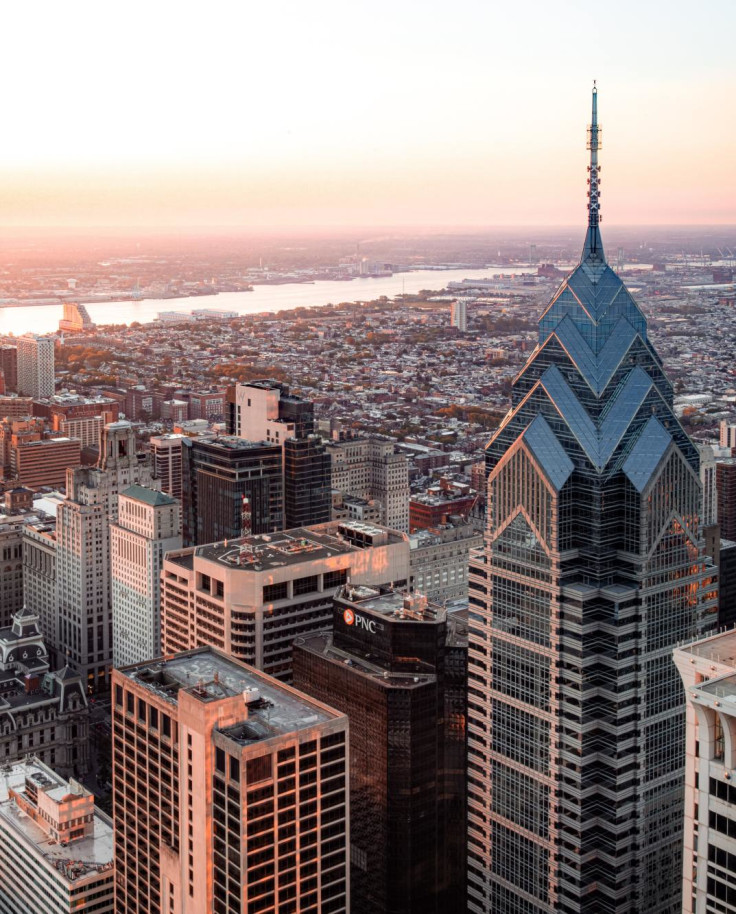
[1,1,734,228]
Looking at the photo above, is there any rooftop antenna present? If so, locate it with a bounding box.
[584,81,604,262]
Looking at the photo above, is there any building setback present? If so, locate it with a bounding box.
[161,520,410,681]
[112,646,349,914]
[293,585,466,914]
[0,757,113,914]
[467,88,717,914]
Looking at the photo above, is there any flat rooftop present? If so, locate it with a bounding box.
[0,758,113,882]
[339,585,444,623]
[195,521,400,572]
[121,647,339,739]
[677,629,736,666]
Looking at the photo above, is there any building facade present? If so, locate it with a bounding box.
[161,520,410,681]
[17,335,54,399]
[22,519,58,660]
[327,437,410,532]
[674,629,736,914]
[409,521,483,603]
[111,485,181,667]
[451,299,468,332]
[284,435,332,529]
[0,518,24,629]
[293,585,466,914]
[467,89,718,914]
[112,646,349,914]
[186,437,283,546]
[151,433,186,500]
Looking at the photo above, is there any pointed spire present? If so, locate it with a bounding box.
[583,81,605,262]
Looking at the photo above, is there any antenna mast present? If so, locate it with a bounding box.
[586,82,602,253]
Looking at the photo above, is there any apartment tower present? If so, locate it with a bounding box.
[112,646,349,914]
[17,335,55,398]
[466,88,717,914]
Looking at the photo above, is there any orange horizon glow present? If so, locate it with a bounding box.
[0,1,734,229]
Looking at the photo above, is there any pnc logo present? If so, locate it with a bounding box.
[343,608,377,634]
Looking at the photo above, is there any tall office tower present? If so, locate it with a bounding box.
[716,459,736,541]
[700,444,719,527]
[466,88,718,914]
[284,435,332,528]
[230,379,315,441]
[111,485,181,667]
[451,299,468,331]
[293,585,466,913]
[56,421,156,692]
[720,419,736,451]
[112,646,349,914]
[151,432,186,500]
[162,520,410,680]
[17,334,55,398]
[230,380,332,528]
[673,629,736,914]
[327,437,410,532]
[0,517,24,628]
[23,517,58,658]
[0,345,18,392]
[186,437,283,545]
[0,757,114,914]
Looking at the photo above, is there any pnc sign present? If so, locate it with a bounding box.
[343,608,377,634]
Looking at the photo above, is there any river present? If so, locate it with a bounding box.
[0,267,536,336]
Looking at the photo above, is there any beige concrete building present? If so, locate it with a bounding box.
[22,518,58,658]
[151,432,186,500]
[675,629,736,914]
[162,520,410,680]
[0,757,113,914]
[111,485,181,667]
[112,646,348,914]
[408,521,483,603]
[56,421,157,693]
[326,437,410,532]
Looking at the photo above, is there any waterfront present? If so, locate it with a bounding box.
[0,267,536,336]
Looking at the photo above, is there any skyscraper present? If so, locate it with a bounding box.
[17,335,55,398]
[293,584,466,913]
[284,435,332,528]
[185,436,283,545]
[111,485,181,667]
[466,87,717,914]
[56,421,156,692]
[112,646,349,914]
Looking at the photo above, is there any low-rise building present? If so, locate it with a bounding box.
[0,757,114,914]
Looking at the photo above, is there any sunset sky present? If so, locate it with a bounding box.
[3,0,735,228]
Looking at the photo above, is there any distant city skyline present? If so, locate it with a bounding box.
[2,0,734,227]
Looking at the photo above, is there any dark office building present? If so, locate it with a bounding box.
[293,585,466,914]
[284,434,331,529]
[185,437,283,545]
[717,459,736,541]
[0,346,17,393]
[719,538,736,628]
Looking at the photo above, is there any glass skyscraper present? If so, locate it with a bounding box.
[466,88,718,914]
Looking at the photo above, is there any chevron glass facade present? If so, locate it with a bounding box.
[467,90,718,914]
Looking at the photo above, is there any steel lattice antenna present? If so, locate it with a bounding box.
[584,81,604,261]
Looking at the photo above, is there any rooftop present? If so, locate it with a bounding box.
[195,521,400,572]
[121,647,339,738]
[121,484,177,507]
[0,758,113,883]
[339,584,444,623]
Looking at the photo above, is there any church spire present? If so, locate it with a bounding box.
[583,82,604,262]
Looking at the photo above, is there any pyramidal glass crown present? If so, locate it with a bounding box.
[466,86,717,914]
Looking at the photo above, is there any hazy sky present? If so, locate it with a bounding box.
[3,0,734,228]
